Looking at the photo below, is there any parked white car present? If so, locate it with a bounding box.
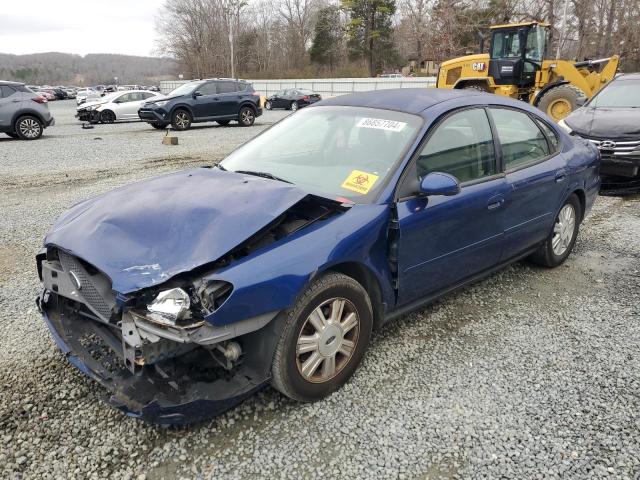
[76,89,102,105]
[75,90,159,123]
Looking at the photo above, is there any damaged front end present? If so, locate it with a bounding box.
[35,190,349,424]
[36,247,278,425]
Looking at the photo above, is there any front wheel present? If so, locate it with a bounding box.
[537,84,585,121]
[100,110,116,124]
[15,116,43,140]
[265,101,272,110]
[238,106,255,127]
[150,123,168,129]
[271,273,373,402]
[171,109,192,130]
[530,194,581,267]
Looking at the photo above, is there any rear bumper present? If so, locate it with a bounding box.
[46,116,55,128]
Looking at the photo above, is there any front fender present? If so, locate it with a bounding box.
[202,204,394,326]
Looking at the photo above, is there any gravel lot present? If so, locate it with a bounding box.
[1,100,639,479]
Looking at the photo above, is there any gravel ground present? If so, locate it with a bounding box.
[1,100,639,479]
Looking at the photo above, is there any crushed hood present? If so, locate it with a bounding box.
[565,107,640,139]
[45,168,308,294]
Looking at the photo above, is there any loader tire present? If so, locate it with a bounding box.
[537,84,585,121]
[462,83,489,92]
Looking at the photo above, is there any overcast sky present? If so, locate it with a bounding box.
[0,0,165,57]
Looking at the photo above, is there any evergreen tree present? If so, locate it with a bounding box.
[310,6,343,70]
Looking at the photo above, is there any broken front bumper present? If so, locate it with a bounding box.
[38,295,269,425]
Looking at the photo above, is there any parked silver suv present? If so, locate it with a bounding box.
[0,81,55,140]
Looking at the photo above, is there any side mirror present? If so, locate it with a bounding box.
[419,172,461,196]
[193,91,203,98]
[575,96,587,107]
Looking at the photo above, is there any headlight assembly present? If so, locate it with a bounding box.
[146,287,191,325]
[154,100,169,107]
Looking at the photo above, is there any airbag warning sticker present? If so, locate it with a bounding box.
[356,117,406,132]
[341,170,379,195]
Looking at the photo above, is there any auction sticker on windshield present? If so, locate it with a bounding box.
[341,170,380,194]
[356,118,406,132]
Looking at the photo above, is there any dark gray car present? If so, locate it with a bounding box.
[0,81,55,140]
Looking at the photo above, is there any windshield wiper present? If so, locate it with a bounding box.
[214,163,227,171]
[234,170,292,184]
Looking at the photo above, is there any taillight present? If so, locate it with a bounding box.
[302,95,309,101]
[252,91,260,96]
[32,96,47,104]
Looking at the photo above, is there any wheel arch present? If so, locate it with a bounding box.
[321,261,385,330]
[169,104,194,118]
[570,188,586,222]
[12,109,46,130]
[453,78,491,90]
[239,101,257,112]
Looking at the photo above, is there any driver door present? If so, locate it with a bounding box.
[396,108,511,305]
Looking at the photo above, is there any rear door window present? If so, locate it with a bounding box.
[490,108,550,170]
[1,86,16,98]
[534,118,560,153]
[217,81,238,94]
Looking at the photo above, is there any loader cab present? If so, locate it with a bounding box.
[488,22,548,87]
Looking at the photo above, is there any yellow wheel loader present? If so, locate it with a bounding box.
[436,21,619,120]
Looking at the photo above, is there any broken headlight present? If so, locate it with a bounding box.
[146,287,190,325]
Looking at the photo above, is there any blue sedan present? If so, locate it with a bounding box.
[36,89,600,424]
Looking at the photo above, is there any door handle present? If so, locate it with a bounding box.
[12,99,21,103]
[555,170,567,183]
[487,195,505,211]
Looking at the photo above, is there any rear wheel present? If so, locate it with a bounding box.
[265,101,272,110]
[100,110,116,124]
[171,109,192,130]
[238,106,255,126]
[216,120,230,126]
[530,194,581,267]
[291,101,299,111]
[271,273,373,402]
[537,84,585,121]
[15,116,43,140]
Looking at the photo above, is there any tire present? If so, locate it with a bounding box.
[290,101,299,112]
[216,120,230,126]
[100,110,116,124]
[530,194,582,267]
[14,115,43,140]
[5,132,19,139]
[462,83,489,92]
[265,101,272,110]
[536,84,585,121]
[271,272,373,402]
[171,109,192,130]
[238,106,256,127]
[150,123,168,130]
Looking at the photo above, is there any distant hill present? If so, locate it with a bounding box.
[0,52,178,86]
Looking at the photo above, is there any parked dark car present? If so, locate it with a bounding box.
[0,81,55,140]
[559,73,640,193]
[265,88,321,111]
[138,79,262,130]
[37,89,599,424]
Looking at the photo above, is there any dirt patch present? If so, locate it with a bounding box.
[0,244,30,284]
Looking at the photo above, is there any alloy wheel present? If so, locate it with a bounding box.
[552,203,576,256]
[19,118,42,139]
[240,109,255,125]
[296,298,360,383]
[291,102,298,111]
[174,112,190,129]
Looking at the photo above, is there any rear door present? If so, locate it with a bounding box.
[216,81,242,115]
[115,92,142,119]
[396,107,510,304]
[488,107,567,260]
[0,85,20,129]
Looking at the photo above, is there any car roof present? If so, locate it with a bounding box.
[614,73,640,81]
[0,80,25,87]
[316,88,485,115]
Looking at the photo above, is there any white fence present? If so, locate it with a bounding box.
[160,77,437,97]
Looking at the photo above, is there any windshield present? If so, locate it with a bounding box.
[589,79,640,108]
[220,106,423,203]
[169,82,200,97]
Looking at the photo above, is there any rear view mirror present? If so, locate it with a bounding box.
[419,172,460,196]
[193,91,203,98]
